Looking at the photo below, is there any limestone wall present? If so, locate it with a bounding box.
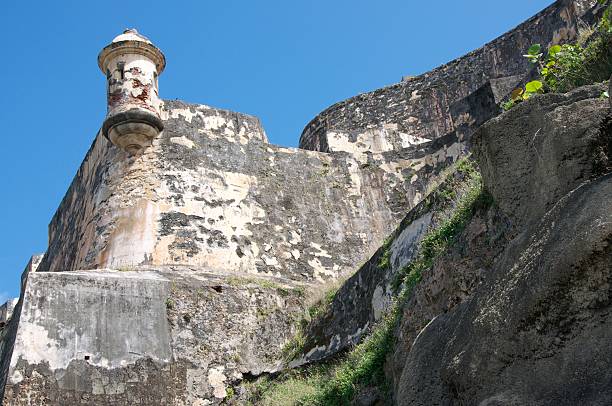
[37,100,461,284]
[299,0,598,153]
[4,2,605,403]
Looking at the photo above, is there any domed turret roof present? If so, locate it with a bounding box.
[98,28,165,74]
[111,28,152,44]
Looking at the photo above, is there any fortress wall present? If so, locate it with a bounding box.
[299,0,597,153]
[36,129,162,273]
[3,2,605,403]
[2,268,309,404]
[37,100,461,283]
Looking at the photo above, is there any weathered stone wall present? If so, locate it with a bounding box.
[1,268,309,405]
[299,0,598,154]
[37,100,461,284]
[0,300,17,328]
[3,1,606,404]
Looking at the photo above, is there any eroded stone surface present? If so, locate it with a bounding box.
[37,100,460,285]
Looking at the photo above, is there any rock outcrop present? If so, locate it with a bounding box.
[395,85,611,405]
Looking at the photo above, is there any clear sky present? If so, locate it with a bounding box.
[0,0,554,301]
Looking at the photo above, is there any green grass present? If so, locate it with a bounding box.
[393,163,491,291]
[254,159,491,405]
[248,364,336,406]
[281,327,307,361]
[281,287,339,361]
[377,236,394,269]
[308,288,338,320]
[297,306,400,405]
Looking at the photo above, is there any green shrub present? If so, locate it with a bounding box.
[540,3,611,92]
[502,3,612,109]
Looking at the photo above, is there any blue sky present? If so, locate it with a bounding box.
[0,0,554,299]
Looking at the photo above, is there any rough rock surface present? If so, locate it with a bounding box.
[396,85,611,405]
[473,84,611,230]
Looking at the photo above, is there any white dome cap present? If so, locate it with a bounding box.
[112,28,152,44]
[98,28,165,74]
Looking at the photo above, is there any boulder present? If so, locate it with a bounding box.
[396,85,612,405]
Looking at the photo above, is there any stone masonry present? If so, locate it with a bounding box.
[0,0,602,404]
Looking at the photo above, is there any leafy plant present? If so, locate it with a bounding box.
[501,43,546,110]
[502,3,612,109]
[542,2,610,91]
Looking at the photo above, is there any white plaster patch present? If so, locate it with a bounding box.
[10,322,62,370]
[308,258,336,281]
[399,132,429,147]
[371,285,389,321]
[288,230,302,245]
[207,367,227,399]
[412,192,423,206]
[326,128,394,154]
[170,108,198,123]
[170,136,195,149]
[262,255,279,267]
[9,369,23,385]
[310,242,332,258]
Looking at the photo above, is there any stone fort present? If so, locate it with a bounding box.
[0,0,601,404]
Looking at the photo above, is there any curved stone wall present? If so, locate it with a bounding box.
[299,0,598,153]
